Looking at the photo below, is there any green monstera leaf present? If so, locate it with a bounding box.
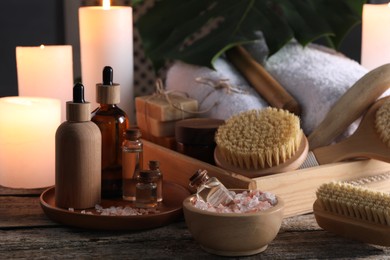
[136,0,366,70]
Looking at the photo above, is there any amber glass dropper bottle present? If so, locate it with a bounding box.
[92,66,129,198]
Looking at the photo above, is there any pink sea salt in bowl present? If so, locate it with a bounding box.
[183,189,284,256]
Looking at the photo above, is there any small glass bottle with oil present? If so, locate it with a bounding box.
[148,160,163,202]
[189,169,234,206]
[122,128,143,202]
[135,170,158,208]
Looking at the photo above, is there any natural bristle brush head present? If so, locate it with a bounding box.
[375,99,390,148]
[214,108,308,177]
[314,181,390,246]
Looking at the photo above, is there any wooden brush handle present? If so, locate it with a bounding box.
[308,63,390,150]
[312,135,364,165]
[226,46,301,116]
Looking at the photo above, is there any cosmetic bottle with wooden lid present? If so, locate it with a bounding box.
[92,66,129,198]
[55,83,102,209]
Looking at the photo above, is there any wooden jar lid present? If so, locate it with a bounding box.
[96,83,120,104]
[175,118,224,145]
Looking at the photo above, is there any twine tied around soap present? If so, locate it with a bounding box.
[147,78,226,116]
[141,78,247,137]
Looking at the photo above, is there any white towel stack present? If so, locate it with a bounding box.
[166,39,390,141]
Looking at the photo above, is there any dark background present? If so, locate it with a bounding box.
[0,0,64,97]
[0,0,383,97]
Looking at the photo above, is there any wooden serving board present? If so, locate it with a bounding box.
[143,140,390,218]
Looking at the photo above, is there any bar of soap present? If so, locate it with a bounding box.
[136,112,177,137]
[135,94,198,122]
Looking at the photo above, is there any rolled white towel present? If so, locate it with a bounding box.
[166,41,390,139]
[166,58,268,120]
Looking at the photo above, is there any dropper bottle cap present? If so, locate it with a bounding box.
[96,66,120,105]
[66,83,91,122]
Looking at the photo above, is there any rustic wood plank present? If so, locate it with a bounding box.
[0,196,57,228]
[0,222,388,259]
[0,185,48,196]
[1,194,389,258]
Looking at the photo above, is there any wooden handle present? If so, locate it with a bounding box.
[308,63,390,150]
[312,135,363,165]
[312,96,390,165]
[226,46,301,116]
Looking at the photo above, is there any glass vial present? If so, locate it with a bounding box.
[135,170,158,208]
[91,66,129,198]
[148,160,163,202]
[122,128,143,201]
[189,169,234,207]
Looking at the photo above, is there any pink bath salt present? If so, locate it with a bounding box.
[192,190,277,213]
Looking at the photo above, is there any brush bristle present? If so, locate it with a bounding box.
[215,108,302,169]
[316,182,390,226]
[375,99,390,148]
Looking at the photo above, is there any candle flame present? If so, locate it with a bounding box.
[102,0,111,10]
[40,44,45,49]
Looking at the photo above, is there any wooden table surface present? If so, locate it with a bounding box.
[1,185,389,259]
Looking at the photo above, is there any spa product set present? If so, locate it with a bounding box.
[55,66,163,211]
[50,59,390,256]
[137,63,390,254]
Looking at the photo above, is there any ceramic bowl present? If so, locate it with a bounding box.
[183,191,284,256]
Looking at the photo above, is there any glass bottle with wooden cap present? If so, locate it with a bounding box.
[189,169,234,207]
[91,66,129,198]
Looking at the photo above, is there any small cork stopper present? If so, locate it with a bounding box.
[189,169,209,187]
[124,127,142,140]
[138,170,158,182]
[148,160,160,170]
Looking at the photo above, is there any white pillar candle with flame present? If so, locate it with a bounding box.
[16,45,73,122]
[361,3,390,70]
[0,97,61,188]
[79,0,134,120]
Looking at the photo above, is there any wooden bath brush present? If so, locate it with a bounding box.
[314,182,390,246]
[308,63,390,149]
[214,108,308,177]
[300,96,390,168]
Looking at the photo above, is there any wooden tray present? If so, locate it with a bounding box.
[143,140,390,218]
[40,181,190,231]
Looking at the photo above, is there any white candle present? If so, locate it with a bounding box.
[79,2,134,120]
[361,3,390,70]
[0,97,61,188]
[16,45,73,122]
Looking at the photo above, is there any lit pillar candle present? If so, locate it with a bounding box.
[79,0,134,120]
[16,45,73,122]
[361,3,390,70]
[0,97,61,188]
